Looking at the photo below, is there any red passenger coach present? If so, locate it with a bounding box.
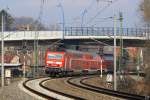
[45,49,106,76]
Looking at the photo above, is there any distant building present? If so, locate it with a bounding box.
[15,24,34,31]
[13,16,46,31]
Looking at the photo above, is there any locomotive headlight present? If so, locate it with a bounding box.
[47,61,53,63]
[56,62,62,64]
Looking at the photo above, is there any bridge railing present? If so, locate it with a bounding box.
[3,31,63,40]
[1,27,149,40]
[64,27,148,37]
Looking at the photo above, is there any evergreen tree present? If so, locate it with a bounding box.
[0,9,14,31]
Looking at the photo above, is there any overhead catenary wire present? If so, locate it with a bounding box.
[86,0,119,26]
[89,16,115,39]
[46,39,63,47]
[71,0,96,27]
[89,37,111,46]
[81,0,98,27]
[90,16,113,26]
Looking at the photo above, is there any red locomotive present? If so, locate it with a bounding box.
[45,49,106,76]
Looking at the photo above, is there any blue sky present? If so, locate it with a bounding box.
[0,0,143,28]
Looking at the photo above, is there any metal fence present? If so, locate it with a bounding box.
[64,27,149,37]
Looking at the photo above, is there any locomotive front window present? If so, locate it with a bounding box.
[48,54,63,59]
[104,56,113,61]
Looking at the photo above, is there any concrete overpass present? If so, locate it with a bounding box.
[1,27,150,47]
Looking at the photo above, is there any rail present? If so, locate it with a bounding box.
[67,76,147,100]
[80,77,148,100]
[40,78,85,100]
[23,78,57,100]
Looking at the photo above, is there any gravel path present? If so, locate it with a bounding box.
[0,78,35,100]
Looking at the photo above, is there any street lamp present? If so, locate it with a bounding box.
[57,3,65,39]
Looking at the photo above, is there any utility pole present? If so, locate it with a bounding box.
[57,3,65,39]
[113,15,117,91]
[22,41,27,79]
[34,31,38,78]
[1,11,4,87]
[62,5,65,39]
[119,12,123,73]
[33,0,45,78]
[23,55,26,79]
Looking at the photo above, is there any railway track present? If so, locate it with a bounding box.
[23,78,56,100]
[67,76,147,100]
[23,75,148,100]
[40,78,85,100]
[23,78,84,100]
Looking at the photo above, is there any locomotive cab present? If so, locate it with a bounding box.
[45,51,65,75]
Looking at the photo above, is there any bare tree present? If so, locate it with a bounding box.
[140,0,150,25]
[140,0,150,95]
